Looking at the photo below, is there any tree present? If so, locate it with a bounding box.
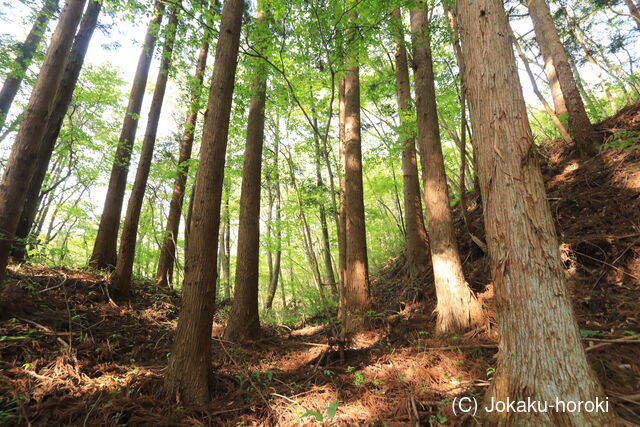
[0,0,58,129]
[410,0,481,334]
[0,0,86,286]
[12,0,102,262]
[90,0,165,269]
[111,6,180,299]
[457,0,619,423]
[527,0,598,156]
[224,4,269,342]
[342,7,371,330]
[164,0,244,404]
[391,8,430,273]
[155,12,212,288]
[264,137,282,310]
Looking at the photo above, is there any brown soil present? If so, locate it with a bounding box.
[1,105,640,425]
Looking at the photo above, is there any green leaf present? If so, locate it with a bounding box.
[300,409,323,422]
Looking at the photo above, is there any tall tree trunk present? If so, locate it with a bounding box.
[184,181,195,255]
[89,0,165,269]
[224,6,268,342]
[0,0,85,286]
[391,8,430,273]
[12,0,102,262]
[569,25,618,113]
[527,0,598,157]
[0,0,58,129]
[164,0,244,404]
[286,155,327,305]
[111,7,179,299]
[221,188,231,299]
[155,27,210,287]
[411,1,482,334]
[342,10,371,330]
[338,77,347,314]
[265,140,282,310]
[313,118,338,296]
[509,26,574,145]
[458,0,619,424]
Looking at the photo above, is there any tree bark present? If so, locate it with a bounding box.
[12,0,102,262]
[110,7,179,299]
[164,0,244,405]
[338,77,347,313]
[458,0,619,424]
[224,6,268,342]
[89,0,165,269]
[411,1,482,334]
[527,0,598,157]
[155,28,210,287]
[0,0,58,129]
[391,8,430,273]
[0,0,85,286]
[342,11,371,330]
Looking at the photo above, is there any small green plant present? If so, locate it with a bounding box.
[323,369,334,377]
[300,400,342,423]
[429,414,448,425]
[604,130,640,150]
[580,329,605,338]
[486,367,495,381]
[624,330,639,337]
[353,372,366,387]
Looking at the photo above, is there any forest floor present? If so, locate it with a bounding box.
[1,104,640,426]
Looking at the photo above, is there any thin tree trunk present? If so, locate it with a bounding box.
[391,8,430,273]
[458,0,619,424]
[12,0,102,262]
[527,0,598,157]
[509,26,574,145]
[164,0,244,405]
[183,181,195,255]
[313,118,338,296]
[155,27,210,287]
[342,10,371,330]
[285,154,326,305]
[222,189,231,298]
[224,6,268,342]
[570,26,618,113]
[338,77,347,314]
[111,7,179,299]
[90,0,165,269]
[265,140,282,310]
[411,1,482,334]
[0,0,58,129]
[0,0,86,286]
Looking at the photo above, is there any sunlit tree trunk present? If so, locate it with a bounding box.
[90,0,165,269]
[155,27,210,287]
[0,0,86,286]
[527,0,598,157]
[391,8,430,273]
[164,0,244,404]
[458,0,619,424]
[0,0,58,129]
[224,6,268,342]
[411,1,481,334]
[111,7,179,299]
[12,0,102,262]
[342,10,371,330]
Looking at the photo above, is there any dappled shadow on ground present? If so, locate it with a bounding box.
[1,105,640,425]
